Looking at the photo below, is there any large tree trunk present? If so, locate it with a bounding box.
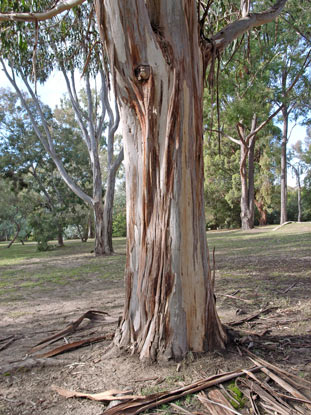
[280,108,288,225]
[97,0,227,360]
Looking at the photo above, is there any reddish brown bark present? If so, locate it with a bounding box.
[254,199,268,226]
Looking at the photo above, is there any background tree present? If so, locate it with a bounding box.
[0,178,32,247]
[0,87,93,249]
[263,5,311,224]
[0,0,123,255]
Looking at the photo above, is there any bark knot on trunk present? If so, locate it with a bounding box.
[134,65,151,82]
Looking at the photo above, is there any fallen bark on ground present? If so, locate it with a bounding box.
[52,386,144,401]
[52,351,311,415]
[38,335,110,358]
[30,310,108,354]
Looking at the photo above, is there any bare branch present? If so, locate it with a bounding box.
[0,59,93,207]
[0,0,86,22]
[209,129,241,146]
[203,0,288,62]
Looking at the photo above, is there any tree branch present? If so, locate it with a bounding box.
[202,0,288,64]
[0,0,86,22]
[0,59,93,207]
[209,129,241,146]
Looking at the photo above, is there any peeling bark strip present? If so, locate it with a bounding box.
[96,0,227,360]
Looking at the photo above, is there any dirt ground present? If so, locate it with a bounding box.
[1,225,311,415]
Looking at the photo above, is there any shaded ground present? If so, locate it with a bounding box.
[0,223,311,414]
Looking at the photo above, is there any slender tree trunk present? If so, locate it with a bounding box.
[7,223,21,248]
[240,143,251,230]
[103,171,116,254]
[92,148,107,255]
[82,224,88,242]
[93,201,105,256]
[97,0,227,360]
[239,115,256,231]
[296,167,302,222]
[247,135,256,228]
[280,108,288,224]
[57,225,64,247]
[88,211,95,239]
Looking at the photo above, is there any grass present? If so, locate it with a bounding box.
[0,238,126,301]
[0,223,310,307]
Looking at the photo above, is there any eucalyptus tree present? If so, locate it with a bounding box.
[204,24,285,230]
[0,87,92,246]
[288,134,311,222]
[262,4,311,224]
[0,178,32,247]
[0,1,123,255]
[0,0,290,360]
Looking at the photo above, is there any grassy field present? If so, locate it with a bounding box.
[0,238,126,302]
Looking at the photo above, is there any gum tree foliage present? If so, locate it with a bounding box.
[0,0,123,256]
[204,5,311,230]
[288,132,311,222]
[0,88,93,248]
[0,0,291,360]
[261,2,311,224]
[0,178,33,247]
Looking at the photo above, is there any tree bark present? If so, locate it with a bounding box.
[88,211,94,239]
[57,225,64,247]
[280,106,288,224]
[97,0,227,360]
[102,151,123,254]
[93,201,105,255]
[238,115,257,231]
[7,223,21,248]
[290,163,302,222]
[254,199,267,226]
[297,169,302,222]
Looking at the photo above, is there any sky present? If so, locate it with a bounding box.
[0,68,306,187]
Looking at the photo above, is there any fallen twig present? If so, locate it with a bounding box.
[282,282,298,294]
[0,336,17,352]
[227,306,277,327]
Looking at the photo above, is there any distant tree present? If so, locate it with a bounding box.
[265,5,311,224]
[0,178,32,247]
[0,88,93,247]
[0,1,123,255]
